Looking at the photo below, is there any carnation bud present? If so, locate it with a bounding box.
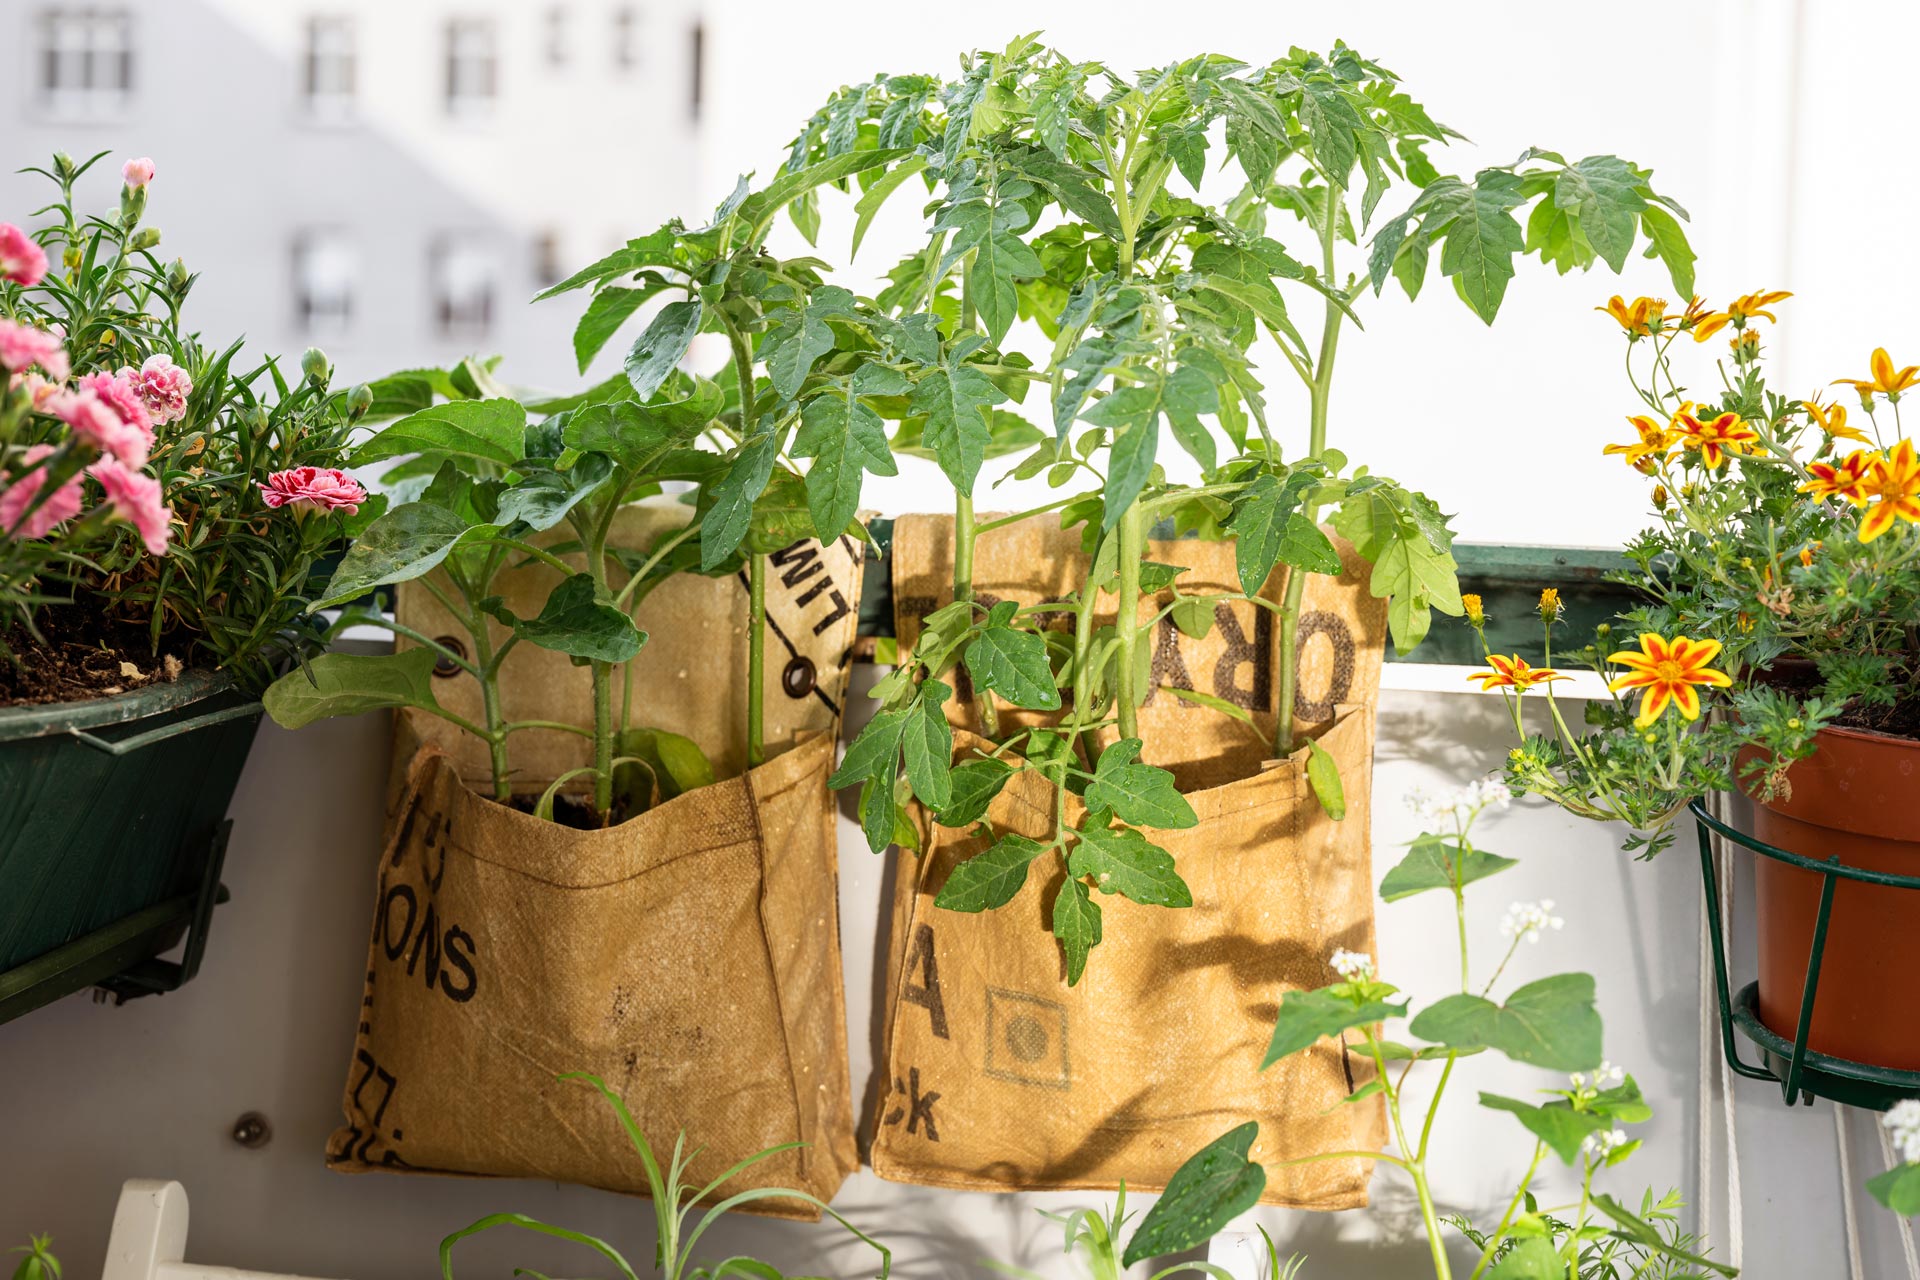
[165,258,193,299]
[347,383,374,420]
[118,183,147,231]
[129,226,161,251]
[301,347,330,385]
[52,152,77,181]
[242,405,270,438]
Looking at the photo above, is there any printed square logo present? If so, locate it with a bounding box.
[983,987,1070,1090]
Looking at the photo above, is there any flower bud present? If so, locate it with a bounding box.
[52,152,77,181]
[1538,587,1563,623]
[129,226,161,252]
[347,383,374,420]
[1462,593,1485,627]
[1596,622,1613,639]
[118,183,147,231]
[166,258,193,299]
[1652,485,1669,511]
[122,157,155,189]
[300,347,330,385]
[242,405,270,438]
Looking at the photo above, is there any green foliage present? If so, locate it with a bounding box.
[1121,1123,1267,1267]
[1870,1162,1920,1216]
[1379,833,1515,901]
[0,154,366,689]
[439,1073,889,1280]
[8,1235,60,1280]
[1262,983,1408,1068]
[1410,974,1604,1071]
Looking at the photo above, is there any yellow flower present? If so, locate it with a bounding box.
[1652,484,1669,511]
[1468,654,1569,694]
[1598,295,1667,337]
[1804,399,1873,444]
[1799,542,1820,568]
[1691,289,1792,342]
[1859,438,1920,543]
[1539,587,1562,622]
[1674,409,1761,469]
[1602,414,1673,468]
[1677,296,1713,329]
[1462,593,1486,627]
[1798,448,1879,506]
[1607,633,1732,726]
[1731,328,1761,354]
[1833,348,1920,400]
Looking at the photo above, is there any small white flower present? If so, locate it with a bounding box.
[1405,778,1513,827]
[1581,1127,1630,1159]
[1885,1100,1920,1165]
[1501,900,1566,944]
[1330,948,1375,982]
[1570,1060,1627,1092]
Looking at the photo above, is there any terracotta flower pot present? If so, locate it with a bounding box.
[1746,724,1920,1070]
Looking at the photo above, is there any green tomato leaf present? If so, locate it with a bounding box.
[1379,834,1517,902]
[909,363,1009,496]
[574,280,668,373]
[901,680,955,810]
[1228,469,1318,594]
[934,834,1046,912]
[312,502,500,610]
[1262,985,1407,1070]
[1639,204,1695,301]
[1428,172,1527,324]
[793,382,898,538]
[1052,877,1102,986]
[936,757,1014,827]
[624,298,704,400]
[263,648,443,729]
[1552,155,1647,274]
[498,573,646,663]
[964,624,1061,710]
[1409,974,1603,1071]
[350,398,528,469]
[829,706,911,792]
[1083,738,1199,829]
[969,229,1045,346]
[1120,1122,1267,1268]
[699,432,780,571]
[1068,822,1193,907]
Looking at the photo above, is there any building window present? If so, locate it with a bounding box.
[292,230,356,336]
[612,7,638,70]
[531,230,564,291]
[37,8,133,118]
[432,236,496,339]
[544,5,567,66]
[443,18,496,115]
[302,16,355,116]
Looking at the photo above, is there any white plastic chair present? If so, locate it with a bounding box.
[102,1181,339,1280]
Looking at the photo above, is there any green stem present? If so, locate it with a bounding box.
[1468,1142,1548,1280]
[1114,498,1146,742]
[954,491,1000,737]
[469,620,511,803]
[1365,1030,1451,1280]
[747,551,767,768]
[1274,178,1347,758]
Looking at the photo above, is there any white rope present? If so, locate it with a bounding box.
[1879,1122,1920,1280]
[1839,1107,1866,1280]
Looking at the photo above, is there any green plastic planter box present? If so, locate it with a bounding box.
[0,671,261,1024]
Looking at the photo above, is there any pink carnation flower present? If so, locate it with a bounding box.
[10,372,63,412]
[51,387,155,469]
[0,445,84,540]
[89,456,172,555]
[259,466,367,516]
[0,320,68,380]
[122,157,155,189]
[0,224,48,287]
[119,353,192,424]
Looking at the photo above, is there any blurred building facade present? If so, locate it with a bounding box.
[0,0,706,389]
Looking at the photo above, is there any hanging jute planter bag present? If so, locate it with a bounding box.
[872,513,1388,1208]
[327,505,864,1219]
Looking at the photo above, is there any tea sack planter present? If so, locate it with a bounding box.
[328,506,865,1217]
[0,673,258,1023]
[872,514,1387,1206]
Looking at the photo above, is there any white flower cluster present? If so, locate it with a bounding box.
[1330,948,1376,982]
[1886,1100,1920,1165]
[1570,1061,1626,1092]
[1582,1127,1630,1159]
[1406,779,1513,826]
[1502,899,1566,944]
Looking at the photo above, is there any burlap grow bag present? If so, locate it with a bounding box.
[329,505,864,1217]
[872,514,1388,1207]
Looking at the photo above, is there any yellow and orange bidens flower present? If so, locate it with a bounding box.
[1607,633,1732,726]
[1674,409,1761,469]
[1602,414,1673,469]
[1598,295,1666,337]
[1691,289,1792,343]
[1804,398,1872,444]
[1860,438,1920,543]
[1799,448,1879,506]
[1834,348,1920,401]
[1468,654,1569,694]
